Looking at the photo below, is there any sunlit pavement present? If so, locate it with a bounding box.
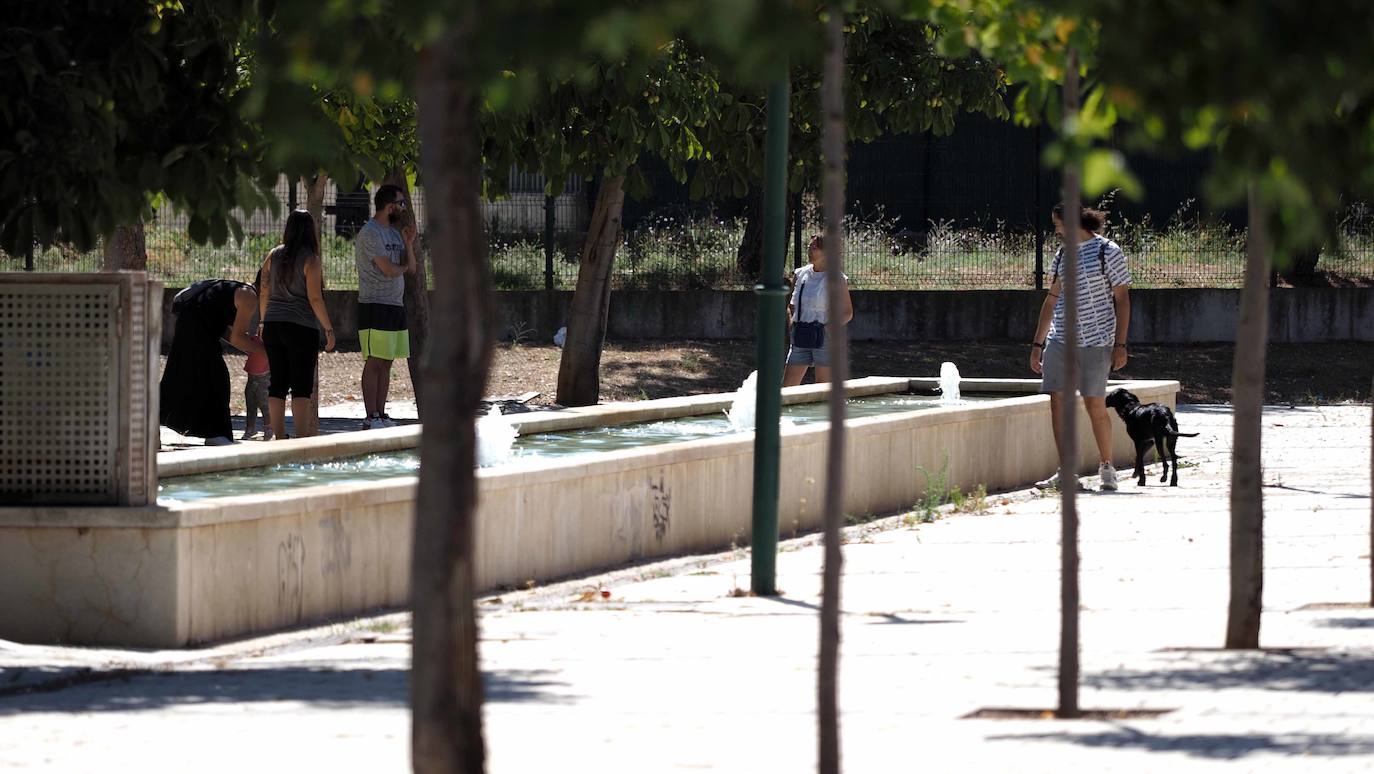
[5,404,1372,773]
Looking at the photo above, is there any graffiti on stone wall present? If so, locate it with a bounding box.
[319,513,352,576]
[277,534,305,620]
[650,474,671,542]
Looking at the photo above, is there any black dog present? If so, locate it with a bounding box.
[1104,388,1200,487]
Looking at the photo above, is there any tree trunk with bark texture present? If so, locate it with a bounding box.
[1285,247,1319,285]
[304,175,329,241]
[102,223,147,271]
[818,12,847,774]
[555,176,625,407]
[1056,49,1083,721]
[1226,189,1270,650]
[411,9,491,773]
[737,191,796,283]
[385,167,431,416]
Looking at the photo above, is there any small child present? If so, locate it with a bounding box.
[243,334,273,441]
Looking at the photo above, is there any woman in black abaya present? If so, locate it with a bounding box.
[159,279,265,445]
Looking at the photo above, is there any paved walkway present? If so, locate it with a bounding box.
[6,404,1372,772]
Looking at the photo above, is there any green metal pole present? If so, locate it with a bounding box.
[751,69,790,596]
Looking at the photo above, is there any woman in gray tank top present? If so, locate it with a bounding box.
[257,209,336,439]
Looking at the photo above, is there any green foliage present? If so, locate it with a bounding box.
[907,454,990,525]
[1075,0,1374,256]
[483,42,723,199]
[693,7,1009,200]
[911,0,1143,198]
[319,91,419,184]
[0,1,274,254]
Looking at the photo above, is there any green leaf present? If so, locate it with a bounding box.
[1082,149,1142,200]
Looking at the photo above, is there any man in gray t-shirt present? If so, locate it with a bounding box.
[354,184,416,429]
[355,219,407,306]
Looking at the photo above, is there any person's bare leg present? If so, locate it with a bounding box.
[783,365,809,387]
[268,397,287,441]
[361,360,376,418]
[1084,396,1114,465]
[814,366,833,384]
[1049,393,1060,453]
[363,358,387,418]
[292,397,315,438]
[378,360,393,417]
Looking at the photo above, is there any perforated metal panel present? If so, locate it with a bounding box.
[0,274,161,506]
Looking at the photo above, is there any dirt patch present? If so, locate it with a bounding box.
[191,340,1370,416]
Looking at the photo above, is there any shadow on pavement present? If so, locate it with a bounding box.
[0,667,571,715]
[1262,483,1370,500]
[1084,650,1374,694]
[1318,617,1374,629]
[985,730,1374,760]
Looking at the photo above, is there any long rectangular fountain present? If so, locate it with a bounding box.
[0,376,1180,647]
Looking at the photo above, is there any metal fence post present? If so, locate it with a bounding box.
[751,68,790,597]
[543,194,556,291]
[1034,124,1045,290]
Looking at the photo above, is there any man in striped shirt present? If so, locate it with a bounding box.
[1030,204,1132,491]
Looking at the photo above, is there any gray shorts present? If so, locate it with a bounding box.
[1039,339,1112,397]
[786,342,830,368]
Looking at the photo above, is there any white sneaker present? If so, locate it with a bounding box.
[1099,462,1119,492]
[1034,470,1082,491]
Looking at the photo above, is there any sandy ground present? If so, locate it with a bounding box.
[185,341,1371,417]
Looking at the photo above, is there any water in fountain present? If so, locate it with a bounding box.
[726,371,797,432]
[476,404,519,467]
[159,393,988,502]
[938,361,963,405]
[726,371,759,431]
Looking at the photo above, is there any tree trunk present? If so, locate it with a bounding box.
[102,222,147,271]
[1284,247,1319,285]
[304,174,329,241]
[302,173,330,437]
[1226,188,1270,650]
[737,190,795,283]
[385,167,432,416]
[555,175,625,407]
[1055,49,1083,721]
[818,11,847,774]
[411,8,490,773]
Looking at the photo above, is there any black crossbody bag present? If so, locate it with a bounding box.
[791,279,825,349]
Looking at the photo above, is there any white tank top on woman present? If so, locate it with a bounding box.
[790,264,847,324]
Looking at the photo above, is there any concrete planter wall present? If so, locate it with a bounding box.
[0,379,1177,647]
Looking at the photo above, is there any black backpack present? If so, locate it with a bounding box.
[170,279,220,315]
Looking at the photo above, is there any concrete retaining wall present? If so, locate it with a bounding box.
[0,379,1177,647]
[160,287,1374,350]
